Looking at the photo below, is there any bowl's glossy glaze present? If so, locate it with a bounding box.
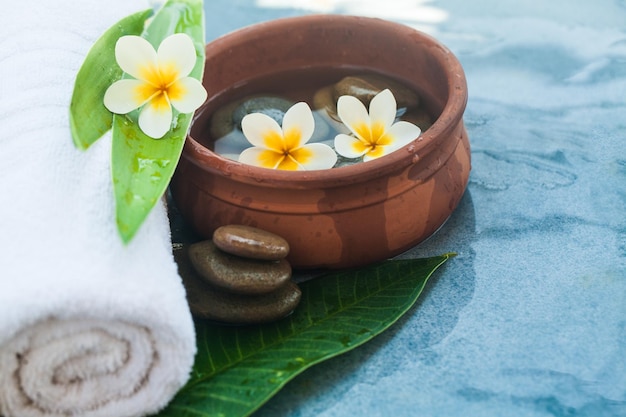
[171,15,470,269]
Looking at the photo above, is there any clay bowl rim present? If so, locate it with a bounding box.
[184,14,468,189]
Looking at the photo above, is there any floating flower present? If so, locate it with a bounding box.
[103,33,207,139]
[239,102,338,170]
[334,89,421,161]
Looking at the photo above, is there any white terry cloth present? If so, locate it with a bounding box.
[0,1,196,417]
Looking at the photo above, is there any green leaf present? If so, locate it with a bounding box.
[155,254,455,417]
[112,0,205,242]
[69,9,153,150]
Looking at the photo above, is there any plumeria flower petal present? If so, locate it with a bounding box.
[138,95,173,139]
[334,133,370,159]
[102,79,150,113]
[281,101,315,149]
[238,147,279,169]
[157,33,197,78]
[103,33,207,139]
[334,88,421,161]
[169,77,208,113]
[297,143,340,170]
[369,88,397,129]
[241,113,283,150]
[385,120,423,147]
[336,95,371,139]
[114,36,158,80]
[239,102,337,171]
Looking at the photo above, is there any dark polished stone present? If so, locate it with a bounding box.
[213,224,290,261]
[188,240,291,295]
[175,245,301,324]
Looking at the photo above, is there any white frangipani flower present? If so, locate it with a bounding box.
[334,89,421,161]
[104,33,207,139]
[239,102,338,170]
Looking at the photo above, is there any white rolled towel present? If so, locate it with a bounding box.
[0,0,196,417]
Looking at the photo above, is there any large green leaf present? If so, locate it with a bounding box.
[156,254,454,417]
[112,0,205,242]
[69,9,153,150]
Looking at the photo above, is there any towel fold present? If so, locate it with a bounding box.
[0,1,196,416]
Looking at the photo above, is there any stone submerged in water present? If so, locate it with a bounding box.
[174,245,301,324]
[233,96,293,128]
[211,94,332,149]
[403,107,433,132]
[210,95,294,139]
[188,240,291,295]
[213,224,290,261]
[313,73,421,116]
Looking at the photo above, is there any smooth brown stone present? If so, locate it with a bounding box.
[314,73,420,118]
[209,98,241,139]
[403,107,433,131]
[232,96,293,128]
[175,246,301,324]
[189,240,291,295]
[334,74,420,108]
[213,225,290,261]
[210,95,294,140]
[312,85,339,118]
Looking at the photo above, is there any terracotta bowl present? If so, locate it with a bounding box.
[171,15,470,269]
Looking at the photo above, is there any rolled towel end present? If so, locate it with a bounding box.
[0,317,194,417]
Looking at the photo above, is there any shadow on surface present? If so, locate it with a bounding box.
[253,190,477,416]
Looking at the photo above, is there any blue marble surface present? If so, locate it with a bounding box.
[202,1,626,416]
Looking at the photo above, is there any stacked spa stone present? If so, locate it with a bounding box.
[175,225,301,324]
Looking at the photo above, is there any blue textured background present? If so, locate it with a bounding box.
[202,1,626,416]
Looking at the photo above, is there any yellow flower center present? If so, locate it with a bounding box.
[134,62,184,112]
[352,121,392,155]
[257,127,312,170]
